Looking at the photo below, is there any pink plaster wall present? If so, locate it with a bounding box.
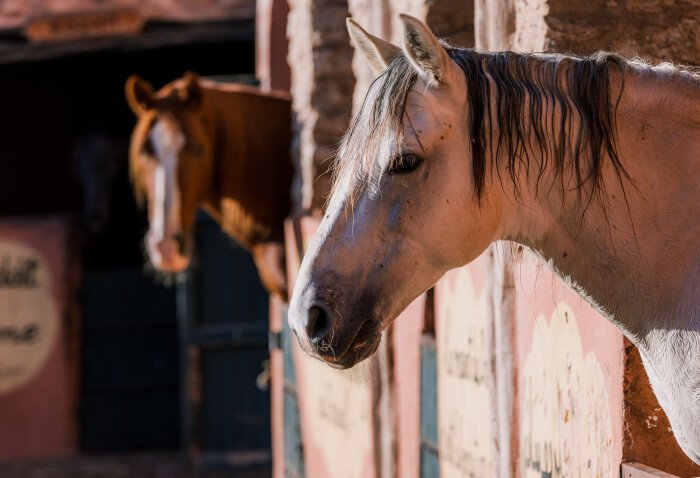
[0,217,78,460]
[512,249,625,476]
[391,294,425,478]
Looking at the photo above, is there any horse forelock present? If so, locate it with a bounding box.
[333,46,699,207]
[333,54,418,207]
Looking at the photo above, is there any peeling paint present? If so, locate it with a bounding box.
[295,351,376,478]
[0,241,58,395]
[521,303,615,478]
[436,264,495,477]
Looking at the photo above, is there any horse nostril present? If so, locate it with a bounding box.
[307,305,331,343]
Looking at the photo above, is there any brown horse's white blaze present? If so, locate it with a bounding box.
[289,15,700,463]
[144,118,189,272]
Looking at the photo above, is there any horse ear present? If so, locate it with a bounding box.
[399,14,450,86]
[125,75,155,116]
[180,71,202,109]
[346,18,401,75]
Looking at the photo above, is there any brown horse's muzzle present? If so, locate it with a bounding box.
[146,232,191,273]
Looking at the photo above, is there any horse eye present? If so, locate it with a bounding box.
[388,154,423,174]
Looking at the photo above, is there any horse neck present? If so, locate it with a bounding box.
[189,89,222,210]
[497,65,700,346]
[197,88,250,214]
[196,86,292,246]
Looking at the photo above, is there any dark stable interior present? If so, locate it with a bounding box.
[0,30,264,454]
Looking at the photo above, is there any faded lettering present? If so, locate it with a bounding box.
[520,303,614,478]
[0,241,58,395]
[0,256,39,288]
[437,265,495,478]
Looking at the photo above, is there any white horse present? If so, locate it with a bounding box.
[288,14,700,463]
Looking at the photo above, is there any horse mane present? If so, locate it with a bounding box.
[334,47,700,203]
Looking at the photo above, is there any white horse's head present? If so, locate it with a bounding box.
[289,16,506,368]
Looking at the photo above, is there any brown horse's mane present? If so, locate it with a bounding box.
[129,78,292,248]
[334,47,700,203]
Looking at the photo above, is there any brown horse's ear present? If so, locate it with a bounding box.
[399,14,450,87]
[125,75,155,116]
[346,18,401,75]
[180,72,202,109]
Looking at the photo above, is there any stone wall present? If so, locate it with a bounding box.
[545,0,700,64]
[287,0,354,212]
[476,0,700,62]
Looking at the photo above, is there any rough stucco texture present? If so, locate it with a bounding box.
[545,0,700,63]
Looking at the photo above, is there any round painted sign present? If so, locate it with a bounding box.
[0,241,58,395]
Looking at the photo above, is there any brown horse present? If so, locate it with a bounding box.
[126,73,292,300]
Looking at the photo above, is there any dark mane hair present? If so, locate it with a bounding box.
[334,47,699,202]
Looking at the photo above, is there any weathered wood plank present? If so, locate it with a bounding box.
[0,0,254,31]
[0,20,254,64]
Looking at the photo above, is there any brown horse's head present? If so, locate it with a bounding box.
[126,74,293,300]
[126,72,215,274]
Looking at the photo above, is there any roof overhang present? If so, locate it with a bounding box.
[0,0,255,63]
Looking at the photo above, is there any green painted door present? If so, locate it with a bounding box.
[420,334,439,478]
[281,307,305,478]
[178,213,271,471]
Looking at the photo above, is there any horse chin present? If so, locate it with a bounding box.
[155,258,191,273]
[328,339,381,369]
[317,322,382,370]
[143,242,192,286]
[145,234,192,273]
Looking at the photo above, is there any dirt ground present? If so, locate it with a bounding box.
[0,452,271,478]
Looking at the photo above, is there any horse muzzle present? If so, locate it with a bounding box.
[146,232,191,272]
[289,290,382,369]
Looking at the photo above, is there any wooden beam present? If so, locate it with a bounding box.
[0,19,254,65]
